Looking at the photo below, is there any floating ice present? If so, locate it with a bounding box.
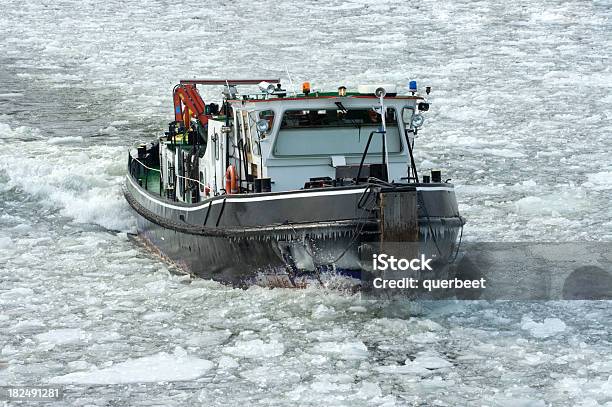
[217,356,238,370]
[9,319,45,333]
[409,351,453,369]
[1,287,34,299]
[35,329,91,346]
[222,339,285,358]
[585,172,612,190]
[312,304,336,319]
[514,190,587,216]
[310,379,351,393]
[521,316,567,338]
[240,365,301,385]
[491,396,546,407]
[1,0,611,404]
[375,363,433,376]
[142,311,175,321]
[315,341,369,360]
[0,236,12,249]
[482,148,526,158]
[355,382,383,399]
[50,349,213,384]
[185,330,232,347]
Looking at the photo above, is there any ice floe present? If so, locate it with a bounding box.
[222,339,285,358]
[50,348,213,384]
[520,316,567,338]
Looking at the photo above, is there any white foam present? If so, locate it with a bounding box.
[98,126,117,134]
[47,136,83,144]
[0,137,136,232]
[0,122,41,140]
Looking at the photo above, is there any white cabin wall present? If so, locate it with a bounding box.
[266,159,408,192]
[203,119,228,195]
[254,100,415,192]
[201,98,420,193]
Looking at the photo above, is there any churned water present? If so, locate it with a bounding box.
[0,0,611,405]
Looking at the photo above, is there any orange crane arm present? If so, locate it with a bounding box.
[173,84,208,127]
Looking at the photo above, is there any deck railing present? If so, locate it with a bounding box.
[128,153,207,202]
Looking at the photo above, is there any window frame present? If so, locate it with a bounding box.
[271,106,404,158]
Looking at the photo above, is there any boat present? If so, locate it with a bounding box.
[123,78,465,288]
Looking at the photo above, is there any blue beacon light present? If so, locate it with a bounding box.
[409,80,418,93]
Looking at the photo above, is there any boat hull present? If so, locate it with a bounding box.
[124,173,464,287]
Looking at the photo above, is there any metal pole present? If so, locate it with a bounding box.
[379,94,389,181]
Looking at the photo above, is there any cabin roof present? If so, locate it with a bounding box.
[227,94,423,107]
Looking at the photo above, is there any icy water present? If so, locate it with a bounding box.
[1,0,611,405]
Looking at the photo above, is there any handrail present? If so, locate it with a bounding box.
[131,156,160,173]
[179,79,279,85]
[130,156,207,189]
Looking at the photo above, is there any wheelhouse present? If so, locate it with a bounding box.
[128,80,430,204]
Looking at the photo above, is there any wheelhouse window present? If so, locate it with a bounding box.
[274,108,402,156]
[402,107,414,128]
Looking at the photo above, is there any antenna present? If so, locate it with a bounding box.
[285,66,297,97]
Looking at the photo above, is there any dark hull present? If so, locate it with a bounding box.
[124,173,464,287]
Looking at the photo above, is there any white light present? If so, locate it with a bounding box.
[412,114,425,128]
[258,81,276,94]
[256,119,270,133]
[357,84,397,95]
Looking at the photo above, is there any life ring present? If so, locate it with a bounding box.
[225,165,238,194]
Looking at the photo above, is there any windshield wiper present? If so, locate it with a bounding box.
[335,102,361,130]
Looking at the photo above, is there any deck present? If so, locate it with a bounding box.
[137,166,162,196]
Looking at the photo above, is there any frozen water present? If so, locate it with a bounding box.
[0,0,610,405]
[408,350,453,369]
[50,349,213,384]
[35,329,91,346]
[521,316,567,338]
[222,339,285,358]
[314,341,369,360]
